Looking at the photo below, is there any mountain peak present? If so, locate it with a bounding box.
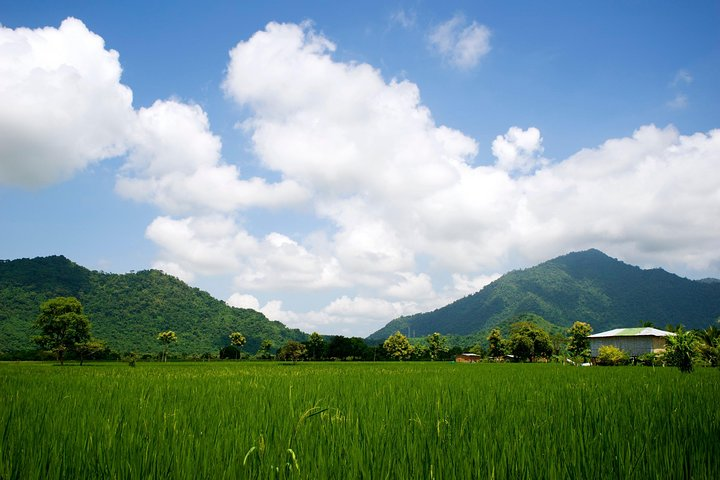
[368,249,720,341]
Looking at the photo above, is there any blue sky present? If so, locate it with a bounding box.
[1,1,719,336]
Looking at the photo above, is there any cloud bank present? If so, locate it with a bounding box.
[2,19,718,336]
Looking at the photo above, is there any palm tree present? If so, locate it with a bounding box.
[695,326,720,367]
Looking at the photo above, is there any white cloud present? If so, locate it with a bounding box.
[666,93,688,110]
[390,9,417,29]
[428,14,491,69]
[492,126,547,174]
[116,99,309,214]
[232,232,348,290]
[386,273,435,300]
[145,215,256,276]
[10,19,717,338]
[215,23,720,335]
[0,18,134,186]
[451,273,502,297]
[151,261,195,283]
[227,294,427,337]
[516,125,720,270]
[226,293,261,310]
[672,69,693,86]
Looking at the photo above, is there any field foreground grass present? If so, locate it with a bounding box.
[0,362,718,479]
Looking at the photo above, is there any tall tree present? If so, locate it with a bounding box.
[229,332,246,359]
[383,331,414,361]
[33,297,91,365]
[306,332,326,360]
[567,321,593,360]
[487,328,504,359]
[425,332,449,361]
[509,321,552,362]
[157,330,177,362]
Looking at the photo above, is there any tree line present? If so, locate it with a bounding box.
[16,296,720,372]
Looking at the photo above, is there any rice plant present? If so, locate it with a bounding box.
[0,362,717,479]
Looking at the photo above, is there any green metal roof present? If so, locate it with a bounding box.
[588,327,676,338]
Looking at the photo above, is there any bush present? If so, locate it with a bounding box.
[124,352,138,367]
[637,352,663,366]
[596,345,629,366]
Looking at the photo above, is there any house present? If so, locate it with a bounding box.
[588,327,675,357]
[455,353,482,363]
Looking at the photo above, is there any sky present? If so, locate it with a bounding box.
[1,1,719,337]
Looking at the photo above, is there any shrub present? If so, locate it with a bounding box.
[637,352,662,366]
[124,352,138,367]
[596,345,629,366]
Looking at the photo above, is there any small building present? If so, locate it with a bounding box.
[455,353,482,363]
[588,327,675,357]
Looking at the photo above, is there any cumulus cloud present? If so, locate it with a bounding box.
[226,292,446,336]
[226,293,262,310]
[232,232,348,290]
[11,19,716,337]
[0,18,133,186]
[428,14,491,69]
[116,99,308,214]
[145,215,255,276]
[492,126,546,174]
[141,22,720,337]
[451,273,502,297]
[520,125,720,270]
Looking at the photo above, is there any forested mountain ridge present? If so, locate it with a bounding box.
[368,249,720,341]
[0,256,306,354]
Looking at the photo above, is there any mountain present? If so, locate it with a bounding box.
[368,249,720,342]
[0,256,306,355]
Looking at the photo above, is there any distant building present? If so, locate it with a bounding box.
[588,327,676,357]
[455,353,482,363]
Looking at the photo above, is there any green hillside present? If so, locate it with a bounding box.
[0,256,306,355]
[368,249,720,341]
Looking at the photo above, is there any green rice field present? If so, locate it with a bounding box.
[0,362,718,479]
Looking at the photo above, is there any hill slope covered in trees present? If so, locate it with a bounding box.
[368,249,720,341]
[0,256,305,355]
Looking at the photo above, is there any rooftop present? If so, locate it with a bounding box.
[588,327,676,338]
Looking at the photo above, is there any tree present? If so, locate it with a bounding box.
[33,297,92,366]
[567,321,593,360]
[327,336,370,360]
[383,331,414,361]
[229,332,246,359]
[509,321,552,362]
[425,332,449,361]
[665,329,698,373]
[278,340,307,364]
[219,345,241,359]
[256,339,274,360]
[75,339,106,366]
[157,330,177,362]
[487,328,504,359]
[695,326,720,367]
[306,332,326,360]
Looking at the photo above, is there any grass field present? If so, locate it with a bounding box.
[0,361,718,479]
